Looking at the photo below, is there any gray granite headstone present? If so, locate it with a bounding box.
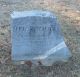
[11,11,71,66]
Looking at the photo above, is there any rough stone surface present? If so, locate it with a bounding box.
[11,11,71,66]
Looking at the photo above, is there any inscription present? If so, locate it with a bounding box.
[13,25,55,38]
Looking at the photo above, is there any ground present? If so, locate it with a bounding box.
[0,0,80,77]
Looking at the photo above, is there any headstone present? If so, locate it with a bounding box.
[11,11,71,66]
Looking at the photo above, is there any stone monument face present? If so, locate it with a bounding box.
[11,11,71,66]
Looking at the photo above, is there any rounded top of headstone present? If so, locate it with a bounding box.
[11,10,56,19]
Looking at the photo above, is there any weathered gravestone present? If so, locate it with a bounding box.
[11,11,71,66]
